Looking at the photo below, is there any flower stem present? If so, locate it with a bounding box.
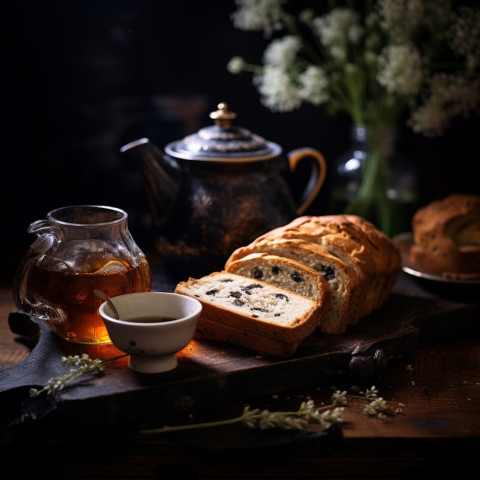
[343,124,394,233]
[142,416,247,434]
[141,402,339,435]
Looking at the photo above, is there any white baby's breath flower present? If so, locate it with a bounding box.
[409,72,480,136]
[377,44,423,96]
[227,56,247,74]
[448,6,480,65]
[364,385,379,399]
[231,0,286,37]
[408,98,446,137]
[363,397,389,416]
[321,407,344,425]
[299,66,329,105]
[263,35,301,67]
[229,0,480,147]
[254,64,302,112]
[331,390,348,405]
[377,0,424,42]
[313,8,363,61]
[313,8,362,47]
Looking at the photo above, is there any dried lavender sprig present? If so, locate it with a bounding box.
[141,394,346,435]
[29,353,126,398]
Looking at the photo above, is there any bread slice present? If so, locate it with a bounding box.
[225,252,332,323]
[225,238,359,334]
[194,317,305,358]
[174,271,324,357]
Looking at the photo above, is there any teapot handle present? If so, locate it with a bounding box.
[288,148,327,215]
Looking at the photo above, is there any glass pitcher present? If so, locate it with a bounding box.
[13,205,152,344]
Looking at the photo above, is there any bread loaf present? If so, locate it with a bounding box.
[225,238,358,334]
[233,215,378,320]
[175,214,401,356]
[409,193,480,274]
[174,271,326,357]
[227,214,401,321]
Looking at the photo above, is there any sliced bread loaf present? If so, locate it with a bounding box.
[225,238,359,334]
[174,271,324,357]
[239,215,380,321]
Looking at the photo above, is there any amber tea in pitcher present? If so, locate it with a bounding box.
[27,258,151,343]
[13,205,152,344]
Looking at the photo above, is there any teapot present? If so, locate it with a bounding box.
[120,103,326,277]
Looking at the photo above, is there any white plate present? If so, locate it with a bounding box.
[392,232,480,285]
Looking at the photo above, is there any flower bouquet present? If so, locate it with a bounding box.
[228,0,480,235]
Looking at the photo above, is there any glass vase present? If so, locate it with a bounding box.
[329,124,419,237]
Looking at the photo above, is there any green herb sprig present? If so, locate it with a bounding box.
[142,393,347,435]
[29,353,126,398]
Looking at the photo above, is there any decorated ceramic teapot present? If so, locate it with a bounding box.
[120,103,326,277]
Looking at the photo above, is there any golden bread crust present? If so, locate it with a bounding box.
[410,194,480,274]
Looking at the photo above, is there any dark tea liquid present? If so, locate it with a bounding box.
[29,259,152,344]
[125,315,176,323]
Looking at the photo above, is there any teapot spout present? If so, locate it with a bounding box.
[120,138,182,227]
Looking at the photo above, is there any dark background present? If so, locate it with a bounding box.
[2,0,478,283]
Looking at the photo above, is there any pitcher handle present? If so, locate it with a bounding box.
[288,148,327,215]
[12,220,60,320]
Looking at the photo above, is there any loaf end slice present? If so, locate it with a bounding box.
[174,271,322,357]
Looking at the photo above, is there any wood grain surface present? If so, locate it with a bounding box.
[1,272,480,479]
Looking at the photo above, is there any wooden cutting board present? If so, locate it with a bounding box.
[1,268,479,435]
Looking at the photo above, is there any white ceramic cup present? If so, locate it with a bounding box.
[99,292,202,374]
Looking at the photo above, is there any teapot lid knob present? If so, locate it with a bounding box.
[209,102,237,130]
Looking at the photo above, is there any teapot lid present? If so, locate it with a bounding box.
[164,103,282,162]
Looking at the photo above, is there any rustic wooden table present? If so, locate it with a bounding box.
[1,275,479,480]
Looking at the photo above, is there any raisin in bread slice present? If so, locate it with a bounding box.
[225,238,358,334]
[174,271,323,357]
[225,252,332,321]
